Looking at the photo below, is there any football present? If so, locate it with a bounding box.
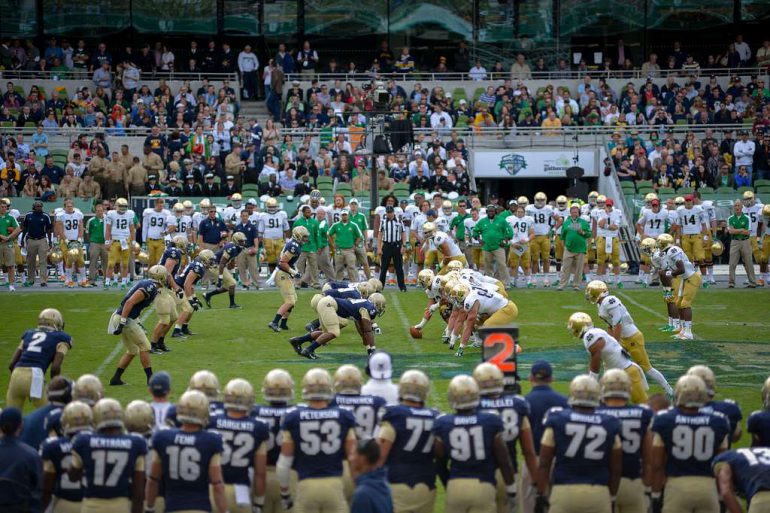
[410,326,422,339]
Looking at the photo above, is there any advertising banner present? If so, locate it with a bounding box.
[473,149,597,178]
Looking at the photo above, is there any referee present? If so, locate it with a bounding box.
[377,205,407,291]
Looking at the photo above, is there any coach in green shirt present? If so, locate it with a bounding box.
[727,199,756,287]
[450,199,471,258]
[294,205,322,288]
[329,210,363,281]
[85,203,108,284]
[0,200,21,289]
[558,204,591,290]
[349,199,372,279]
[472,205,512,283]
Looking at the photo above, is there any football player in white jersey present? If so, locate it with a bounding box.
[507,204,535,287]
[553,195,570,271]
[567,312,648,403]
[440,200,458,227]
[635,197,668,286]
[693,194,718,283]
[142,198,171,268]
[586,280,673,396]
[105,198,136,289]
[582,192,600,279]
[525,192,562,286]
[595,198,624,287]
[222,193,244,229]
[463,208,482,270]
[260,197,290,273]
[409,202,430,273]
[166,202,194,246]
[657,233,701,340]
[672,194,708,275]
[424,222,466,274]
[411,269,446,336]
[192,198,211,232]
[327,194,346,226]
[449,281,518,357]
[55,198,87,287]
[742,190,766,285]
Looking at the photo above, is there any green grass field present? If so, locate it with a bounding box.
[2,287,769,422]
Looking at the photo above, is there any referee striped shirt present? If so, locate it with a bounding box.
[381,216,405,243]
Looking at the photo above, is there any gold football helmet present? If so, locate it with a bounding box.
[369,292,386,316]
[93,398,124,430]
[585,280,609,304]
[687,365,716,397]
[473,362,504,397]
[137,250,150,265]
[517,196,529,208]
[588,191,599,203]
[445,260,464,273]
[674,374,708,408]
[172,235,188,252]
[132,241,142,255]
[368,278,383,292]
[600,369,631,400]
[711,240,724,256]
[355,281,373,298]
[763,204,770,217]
[173,202,185,214]
[743,190,755,207]
[657,233,674,250]
[38,308,64,330]
[232,231,247,247]
[644,192,658,205]
[302,368,334,401]
[197,249,216,268]
[292,225,310,243]
[596,195,607,208]
[262,369,295,403]
[48,248,63,264]
[556,195,568,209]
[334,365,363,394]
[640,237,657,256]
[115,197,129,213]
[61,401,93,436]
[567,312,593,338]
[762,376,770,409]
[147,264,168,286]
[124,400,154,435]
[73,374,103,406]
[188,370,220,401]
[448,375,480,410]
[417,269,435,289]
[230,193,242,206]
[674,196,685,207]
[451,282,471,303]
[534,192,547,207]
[177,390,210,426]
[442,200,453,215]
[266,197,279,213]
[398,370,430,403]
[568,375,601,408]
[199,198,212,210]
[321,283,332,293]
[422,222,437,239]
[224,378,255,412]
[183,200,194,215]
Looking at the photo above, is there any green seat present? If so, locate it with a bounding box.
[472,87,485,103]
[755,185,770,195]
[737,186,753,194]
[72,198,95,214]
[754,179,770,188]
[636,180,653,189]
[316,176,333,185]
[717,187,735,194]
[677,187,694,195]
[0,121,12,128]
[452,87,467,101]
[658,187,675,195]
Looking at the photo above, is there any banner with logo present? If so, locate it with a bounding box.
[472,150,597,178]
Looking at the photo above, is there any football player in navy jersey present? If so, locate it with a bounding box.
[171,249,215,338]
[277,368,358,513]
[147,390,229,513]
[302,282,373,333]
[333,364,386,503]
[650,374,731,513]
[473,363,538,513]
[107,265,168,387]
[595,369,653,513]
[211,379,269,513]
[123,400,161,513]
[254,369,297,513]
[7,308,72,410]
[165,370,224,428]
[41,401,92,513]
[267,226,308,332]
[46,374,103,440]
[203,232,246,310]
[69,398,147,513]
[150,235,188,354]
[433,374,515,513]
[377,369,438,513]
[688,365,743,445]
[748,377,770,447]
[536,375,622,513]
[714,447,770,513]
[20,375,72,450]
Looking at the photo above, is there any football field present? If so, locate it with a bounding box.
[2,286,770,422]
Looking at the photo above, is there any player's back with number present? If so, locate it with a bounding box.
[16,329,71,372]
[380,405,438,489]
[713,448,770,510]
[334,393,386,439]
[433,410,503,484]
[479,394,530,471]
[594,405,652,481]
[71,431,147,501]
[210,413,269,488]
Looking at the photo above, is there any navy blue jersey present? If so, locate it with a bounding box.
[333,394,386,439]
[165,400,224,428]
[210,414,270,486]
[44,407,64,439]
[21,404,58,449]
[281,240,301,267]
[324,286,362,300]
[214,242,243,264]
[281,406,357,480]
[380,405,438,488]
[525,385,569,454]
[40,435,83,502]
[175,260,207,288]
[433,412,504,485]
[71,432,147,499]
[116,279,159,319]
[151,428,223,512]
[543,407,621,486]
[713,448,770,503]
[701,400,742,444]
[479,394,531,472]
[335,298,377,321]
[596,405,653,480]
[651,407,731,477]
[327,280,351,289]
[748,409,770,447]
[16,329,72,372]
[253,404,295,466]
[159,247,183,276]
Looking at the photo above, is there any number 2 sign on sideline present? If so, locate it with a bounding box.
[480,325,521,391]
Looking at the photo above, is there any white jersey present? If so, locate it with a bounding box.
[222,205,244,227]
[581,327,633,371]
[581,203,596,220]
[106,209,135,241]
[57,210,84,241]
[374,205,404,222]
[434,216,450,233]
[402,205,420,226]
[261,210,290,238]
[637,209,669,238]
[463,288,508,316]
[596,208,624,238]
[507,214,534,243]
[192,211,207,231]
[413,213,429,241]
[666,209,679,229]
[650,249,667,271]
[598,295,639,339]
[745,202,765,235]
[554,207,570,234]
[328,207,345,226]
[426,275,443,301]
[676,205,705,235]
[662,245,697,279]
[433,230,462,257]
[143,208,170,240]
[166,214,193,242]
[526,205,555,236]
[459,269,500,294]
[464,217,480,244]
[441,211,458,228]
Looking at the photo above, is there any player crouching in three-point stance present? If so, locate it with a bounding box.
[203,231,246,310]
[656,233,701,340]
[449,281,518,357]
[568,312,649,404]
[268,226,307,332]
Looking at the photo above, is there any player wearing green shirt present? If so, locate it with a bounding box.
[349,200,372,279]
[86,204,108,285]
[294,205,322,288]
[450,200,470,263]
[329,210,363,281]
[315,207,336,281]
[472,205,512,282]
[0,200,21,290]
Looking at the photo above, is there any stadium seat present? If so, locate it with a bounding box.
[472,87,485,103]
[677,187,694,195]
[737,186,753,195]
[754,179,770,188]
[452,87,467,102]
[717,186,735,194]
[755,185,770,196]
[658,188,675,195]
[316,176,333,186]
[636,180,653,189]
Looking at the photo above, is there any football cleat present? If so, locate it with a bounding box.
[289,337,304,354]
[229,304,242,309]
[268,322,281,332]
[454,347,464,357]
[204,294,212,308]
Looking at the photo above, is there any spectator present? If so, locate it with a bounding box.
[641,53,660,78]
[0,408,42,513]
[735,165,752,188]
[510,53,531,79]
[350,438,392,513]
[274,43,295,73]
[394,47,415,73]
[734,130,756,176]
[160,44,175,72]
[259,173,282,197]
[92,61,112,98]
[122,59,140,97]
[734,34,751,65]
[238,44,259,100]
[296,40,318,75]
[757,40,770,68]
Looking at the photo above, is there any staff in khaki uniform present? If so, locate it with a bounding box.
[87,147,109,195]
[142,146,165,182]
[86,204,108,285]
[106,151,127,200]
[0,199,21,291]
[472,204,512,283]
[727,199,757,288]
[127,157,148,197]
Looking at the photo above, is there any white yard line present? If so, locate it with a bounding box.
[616,291,702,340]
[94,308,153,377]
